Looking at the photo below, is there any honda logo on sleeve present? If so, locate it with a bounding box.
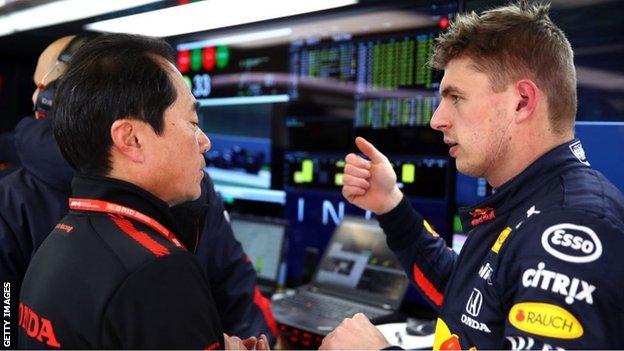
[466,288,483,317]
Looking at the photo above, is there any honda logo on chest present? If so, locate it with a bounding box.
[466,288,483,317]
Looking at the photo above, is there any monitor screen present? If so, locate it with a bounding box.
[313,218,408,303]
[230,217,286,282]
[201,103,272,189]
[284,151,452,200]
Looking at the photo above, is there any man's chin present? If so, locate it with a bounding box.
[456,162,484,179]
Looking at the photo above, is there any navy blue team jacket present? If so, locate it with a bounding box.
[0,116,276,349]
[378,139,624,349]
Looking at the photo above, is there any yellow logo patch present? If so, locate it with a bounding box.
[491,227,512,253]
[433,318,460,351]
[424,220,440,237]
[508,302,583,339]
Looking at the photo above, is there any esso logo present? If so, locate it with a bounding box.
[541,223,602,263]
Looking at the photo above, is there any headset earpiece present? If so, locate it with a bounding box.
[33,35,94,119]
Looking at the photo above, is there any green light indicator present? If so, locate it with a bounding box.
[190,48,202,72]
[294,159,314,183]
[216,46,230,69]
[255,256,265,273]
[335,173,344,186]
[301,159,313,182]
[402,163,415,183]
[454,215,463,233]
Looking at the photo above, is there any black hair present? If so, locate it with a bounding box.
[53,33,177,175]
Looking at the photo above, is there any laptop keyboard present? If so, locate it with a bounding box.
[274,291,388,321]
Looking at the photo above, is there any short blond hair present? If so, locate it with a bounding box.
[431,1,576,134]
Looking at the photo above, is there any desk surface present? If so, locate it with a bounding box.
[376,323,434,350]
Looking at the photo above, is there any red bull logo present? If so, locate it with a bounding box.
[470,207,495,227]
[440,334,461,350]
[433,318,477,350]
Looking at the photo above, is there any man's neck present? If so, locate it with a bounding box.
[487,132,573,188]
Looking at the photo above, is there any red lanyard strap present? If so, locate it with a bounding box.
[69,198,186,250]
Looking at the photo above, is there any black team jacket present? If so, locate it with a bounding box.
[18,174,223,349]
[0,116,276,349]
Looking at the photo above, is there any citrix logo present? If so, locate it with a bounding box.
[522,262,595,305]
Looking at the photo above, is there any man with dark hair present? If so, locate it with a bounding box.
[0,35,276,349]
[322,1,624,350]
[14,34,267,349]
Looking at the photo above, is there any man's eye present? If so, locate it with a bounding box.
[452,95,461,104]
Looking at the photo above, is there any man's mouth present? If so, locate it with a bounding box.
[444,139,458,148]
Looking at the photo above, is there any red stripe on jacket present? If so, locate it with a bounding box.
[253,287,278,337]
[412,264,444,307]
[110,215,170,257]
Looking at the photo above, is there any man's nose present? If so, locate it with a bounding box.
[430,102,450,131]
[198,130,211,153]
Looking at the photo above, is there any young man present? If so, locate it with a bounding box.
[0,36,275,349]
[323,1,624,350]
[15,34,267,349]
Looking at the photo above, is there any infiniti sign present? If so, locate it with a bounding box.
[541,223,602,263]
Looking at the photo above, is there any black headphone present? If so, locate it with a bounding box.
[34,35,93,119]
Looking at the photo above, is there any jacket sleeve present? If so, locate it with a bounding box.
[498,209,624,350]
[102,253,224,349]
[377,196,457,310]
[194,175,278,342]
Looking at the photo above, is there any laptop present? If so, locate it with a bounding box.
[229,214,288,296]
[271,216,409,335]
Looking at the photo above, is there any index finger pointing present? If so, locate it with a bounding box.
[355,137,386,163]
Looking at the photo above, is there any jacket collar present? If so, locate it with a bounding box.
[71,174,182,236]
[459,138,590,232]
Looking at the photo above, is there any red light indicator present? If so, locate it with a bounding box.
[440,17,449,30]
[178,51,191,73]
[203,47,216,71]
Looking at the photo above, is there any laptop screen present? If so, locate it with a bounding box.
[230,216,287,284]
[312,217,408,306]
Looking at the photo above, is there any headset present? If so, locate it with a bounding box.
[34,35,94,119]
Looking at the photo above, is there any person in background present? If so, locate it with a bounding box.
[0,130,19,179]
[0,34,275,349]
[323,1,624,350]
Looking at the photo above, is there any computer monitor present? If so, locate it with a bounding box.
[312,216,409,306]
[229,215,288,291]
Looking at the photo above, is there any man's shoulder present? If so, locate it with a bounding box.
[515,165,624,231]
[0,167,33,195]
[78,213,195,273]
[0,167,66,203]
[0,167,66,245]
[559,165,624,221]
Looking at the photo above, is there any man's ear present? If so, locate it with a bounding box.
[110,119,145,163]
[514,79,540,123]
